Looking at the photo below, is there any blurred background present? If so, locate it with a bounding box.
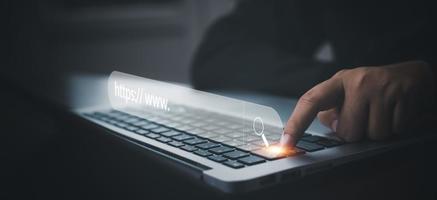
[4,0,237,84]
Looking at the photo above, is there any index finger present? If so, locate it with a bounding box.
[281,77,344,147]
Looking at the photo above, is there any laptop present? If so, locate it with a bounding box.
[74,71,431,193]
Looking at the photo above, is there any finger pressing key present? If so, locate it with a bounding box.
[280,77,344,147]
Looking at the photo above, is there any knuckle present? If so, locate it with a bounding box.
[299,88,322,107]
[373,68,391,90]
[333,69,349,78]
[350,68,371,89]
[348,67,392,94]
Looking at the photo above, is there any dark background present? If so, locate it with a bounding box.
[3,0,236,84]
[1,0,436,199]
[2,0,237,199]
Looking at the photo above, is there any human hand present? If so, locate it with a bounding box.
[280,61,435,147]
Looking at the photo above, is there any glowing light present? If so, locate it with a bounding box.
[267,145,285,154]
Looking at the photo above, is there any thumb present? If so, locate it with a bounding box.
[317,108,339,132]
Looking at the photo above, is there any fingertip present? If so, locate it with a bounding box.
[279,133,290,146]
[280,133,298,148]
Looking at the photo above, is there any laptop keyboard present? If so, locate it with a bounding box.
[85,108,343,169]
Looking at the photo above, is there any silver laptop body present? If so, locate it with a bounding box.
[72,72,429,194]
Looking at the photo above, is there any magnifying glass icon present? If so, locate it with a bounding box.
[253,117,269,147]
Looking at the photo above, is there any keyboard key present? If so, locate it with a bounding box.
[237,135,259,142]
[131,120,149,127]
[141,124,159,130]
[115,122,129,128]
[238,155,266,165]
[216,121,230,126]
[175,125,194,132]
[222,140,245,147]
[189,128,205,135]
[86,112,99,118]
[196,142,220,150]
[125,126,139,132]
[227,132,245,138]
[168,141,184,147]
[106,111,123,118]
[145,133,160,139]
[135,129,149,135]
[180,119,195,124]
[317,139,342,147]
[214,128,232,135]
[180,145,198,152]
[203,125,219,131]
[209,146,234,154]
[169,116,183,122]
[114,115,130,121]
[172,134,194,141]
[125,117,141,124]
[238,144,261,151]
[191,122,207,128]
[154,118,170,125]
[99,116,111,122]
[93,112,105,118]
[161,130,182,137]
[265,133,281,140]
[204,118,215,123]
[303,133,312,137]
[194,150,212,157]
[301,135,323,143]
[228,124,244,130]
[165,122,181,128]
[296,141,324,152]
[223,150,250,159]
[147,116,161,122]
[208,155,227,162]
[103,112,117,118]
[211,135,232,143]
[151,127,170,134]
[251,140,278,147]
[184,138,207,145]
[223,160,245,169]
[156,137,172,143]
[107,119,119,125]
[253,147,304,160]
[197,132,218,139]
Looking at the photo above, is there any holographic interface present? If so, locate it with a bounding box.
[108,71,285,149]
